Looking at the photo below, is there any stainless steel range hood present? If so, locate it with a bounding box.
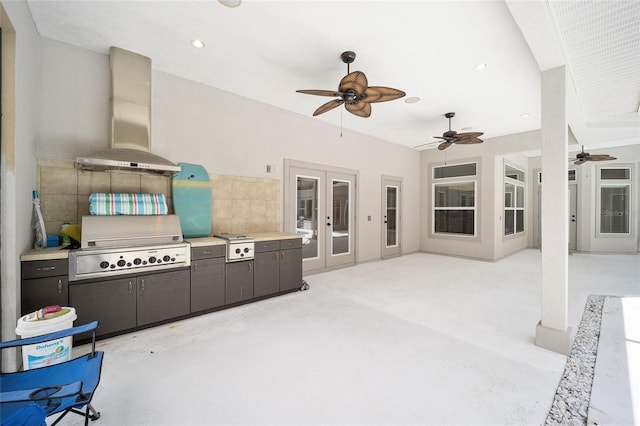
[76,47,180,175]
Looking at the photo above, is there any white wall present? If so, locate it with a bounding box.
[1,0,40,372]
[36,38,421,263]
[529,144,640,253]
[420,130,540,261]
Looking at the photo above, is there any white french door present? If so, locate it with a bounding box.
[287,164,356,273]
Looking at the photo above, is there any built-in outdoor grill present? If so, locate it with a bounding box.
[69,215,191,281]
[214,233,255,262]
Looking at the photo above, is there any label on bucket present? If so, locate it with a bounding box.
[26,338,70,369]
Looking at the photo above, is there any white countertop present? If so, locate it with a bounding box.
[21,247,70,261]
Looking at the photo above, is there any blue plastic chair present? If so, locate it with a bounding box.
[1,321,103,426]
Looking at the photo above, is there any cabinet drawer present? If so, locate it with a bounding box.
[255,240,280,253]
[21,259,68,279]
[279,238,302,250]
[191,245,226,260]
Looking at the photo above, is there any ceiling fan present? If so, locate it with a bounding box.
[296,51,405,118]
[432,112,484,150]
[571,146,616,165]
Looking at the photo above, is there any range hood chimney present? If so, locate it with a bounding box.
[76,47,180,175]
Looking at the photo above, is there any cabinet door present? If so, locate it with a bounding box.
[191,257,225,312]
[137,269,190,326]
[225,261,254,304]
[21,276,68,316]
[279,248,303,292]
[254,251,279,298]
[69,278,136,338]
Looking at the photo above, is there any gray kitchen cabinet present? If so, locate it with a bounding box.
[225,261,254,304]
[254,240,280,298]
[279,240,303,292]
[21,259,69,315]
[254,239,303,296]
[69,277,137,337]
[137,269,191,326]
[191,245,226,312]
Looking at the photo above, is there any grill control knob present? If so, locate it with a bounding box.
[100,261,110,269]
[163,255,171,262]
[117,259,126,267]
[235,248,241,254]
[243,248,250,253]
[149,256,157,263]
[133,258,142,265]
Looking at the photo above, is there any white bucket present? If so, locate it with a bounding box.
[15,307,77,370]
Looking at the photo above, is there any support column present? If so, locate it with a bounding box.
[536,66,572,355]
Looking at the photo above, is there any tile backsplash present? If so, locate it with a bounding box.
[37,159,280,238]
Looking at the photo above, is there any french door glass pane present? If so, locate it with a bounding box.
[505,210,515,235]
[297,176,319,259]
[600,186,629,233]
[386,186,397,247]
[332,180,350,255]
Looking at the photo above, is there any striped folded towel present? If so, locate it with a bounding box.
[89,193,168,216]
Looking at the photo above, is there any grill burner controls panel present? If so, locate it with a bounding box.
[226,241,255,262]
[69,243,191,281]
[214,233,255,262]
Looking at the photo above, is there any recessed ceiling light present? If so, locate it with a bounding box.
[404,97,421,104]
[218,0,241,7]
[191,39,205,49]
[474,63,487,71]
[520,113,530,118]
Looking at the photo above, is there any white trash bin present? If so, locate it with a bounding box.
[15,307,77,370]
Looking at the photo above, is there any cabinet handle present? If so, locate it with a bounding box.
[194,262,198,272]
[281,252,285,260]
[128,281,133,294]
[274,252,278,260]
[203,250,212,255]
[141,279,145,291]
[57,279,62,293]
[37,266,56,272]
[248,263,252,272]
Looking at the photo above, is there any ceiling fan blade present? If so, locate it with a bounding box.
[585,154,617,161]
[363,86,406,103]
[296,89,343,97]
[455,136,484,145]
[312,99,344,116]
[455,132,484,139]
[438,141,454,151]
[574,158,586,165]
[431,136,448,141]
[345,101,371,117]
[339,71,368,95]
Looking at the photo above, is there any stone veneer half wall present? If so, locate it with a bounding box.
[36,159,280,239]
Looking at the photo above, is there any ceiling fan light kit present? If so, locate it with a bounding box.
[296,51,406,118]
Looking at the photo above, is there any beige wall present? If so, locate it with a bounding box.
[1,0,40,371]
[35,37,422,263]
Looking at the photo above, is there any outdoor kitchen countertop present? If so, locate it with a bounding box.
[187,232,302,247]
[21,247,70,261]
[22,232,304,260]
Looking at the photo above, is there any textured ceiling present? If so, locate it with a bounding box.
[549,1,640,126]
[25,0,640,150]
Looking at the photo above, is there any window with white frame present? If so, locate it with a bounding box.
[598,167,631,234]
[504,164,525,236]
[432,162,477,236]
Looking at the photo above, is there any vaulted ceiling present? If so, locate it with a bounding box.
[26,0,639,151]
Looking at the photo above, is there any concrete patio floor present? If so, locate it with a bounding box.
[58,249,639,425]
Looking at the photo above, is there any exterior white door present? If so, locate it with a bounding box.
[381,176,401,258]
[287,164,356,274]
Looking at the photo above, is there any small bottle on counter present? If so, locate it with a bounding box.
[61,222,71,246]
